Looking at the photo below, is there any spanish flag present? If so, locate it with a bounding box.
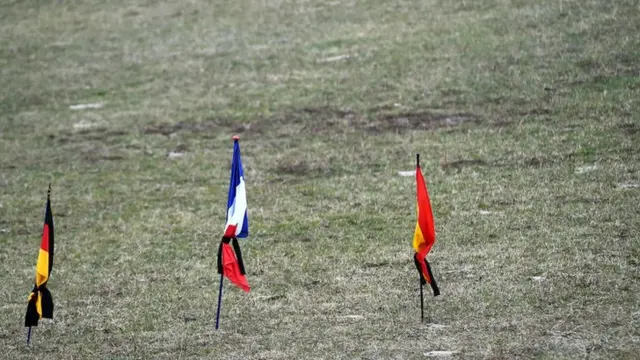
[413,159,440,296]
[25,185,55,327]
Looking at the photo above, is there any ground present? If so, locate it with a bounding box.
[0,0,639,359]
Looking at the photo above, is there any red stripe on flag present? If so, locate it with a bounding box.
[41,224,50,252]
[224,225,237,238]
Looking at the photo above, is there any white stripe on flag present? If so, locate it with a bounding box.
[225,176,247,236]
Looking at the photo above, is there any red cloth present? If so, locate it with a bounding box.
[221,243,250,292]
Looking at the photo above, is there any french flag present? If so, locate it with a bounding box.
[223,137,248,238]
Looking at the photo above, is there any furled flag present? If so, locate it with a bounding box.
[218,136,249,291]
[413,155,440,297]
[25,184,55,335]
[215,136,250,329]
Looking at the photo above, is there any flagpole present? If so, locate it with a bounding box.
[26,326,32,344]
[420,281,425,322]
[215,274,224,329]
[416,153,424,322]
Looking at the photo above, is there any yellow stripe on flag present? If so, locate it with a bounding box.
[412,218,425,253]
[35,248,49,287]
[35,293,43,317]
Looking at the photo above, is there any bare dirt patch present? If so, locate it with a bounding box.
[80,147,127,162]
[618,122,639,136]
[136,108,481,139]
[518,108,552,117]
[52,127,128,144]
[372,111,478,132]
[142,118,230,138]
[251,107,480,135]
[362,260,390,269]
[262,106,357,134]
[439,155,556,171]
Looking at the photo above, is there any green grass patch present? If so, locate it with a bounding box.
[1,0,639,359]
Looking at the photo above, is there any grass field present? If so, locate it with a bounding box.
[1,0,639,359]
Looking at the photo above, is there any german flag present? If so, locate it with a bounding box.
[412,159,440,296]
[25,185,55,327]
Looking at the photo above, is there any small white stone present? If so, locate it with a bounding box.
[73,120,98,129]
[424,350,458,357]
[428,324,448,329]
[575,164,597,174]
[617,183,640,189]
[167,152,185,159]
[337,315,364,320]
[398,170,416,177]
[320,54,352,62]
[69,103,104,110]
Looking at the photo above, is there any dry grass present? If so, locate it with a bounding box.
[1,0,639,359]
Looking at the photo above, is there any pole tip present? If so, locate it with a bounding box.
[232,135,240,141]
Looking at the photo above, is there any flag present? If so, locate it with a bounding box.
[217,237,249,292]
[25,185,55,327]
[413,163,440,296]
[217,136,250,292]
[223,138,248,238]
